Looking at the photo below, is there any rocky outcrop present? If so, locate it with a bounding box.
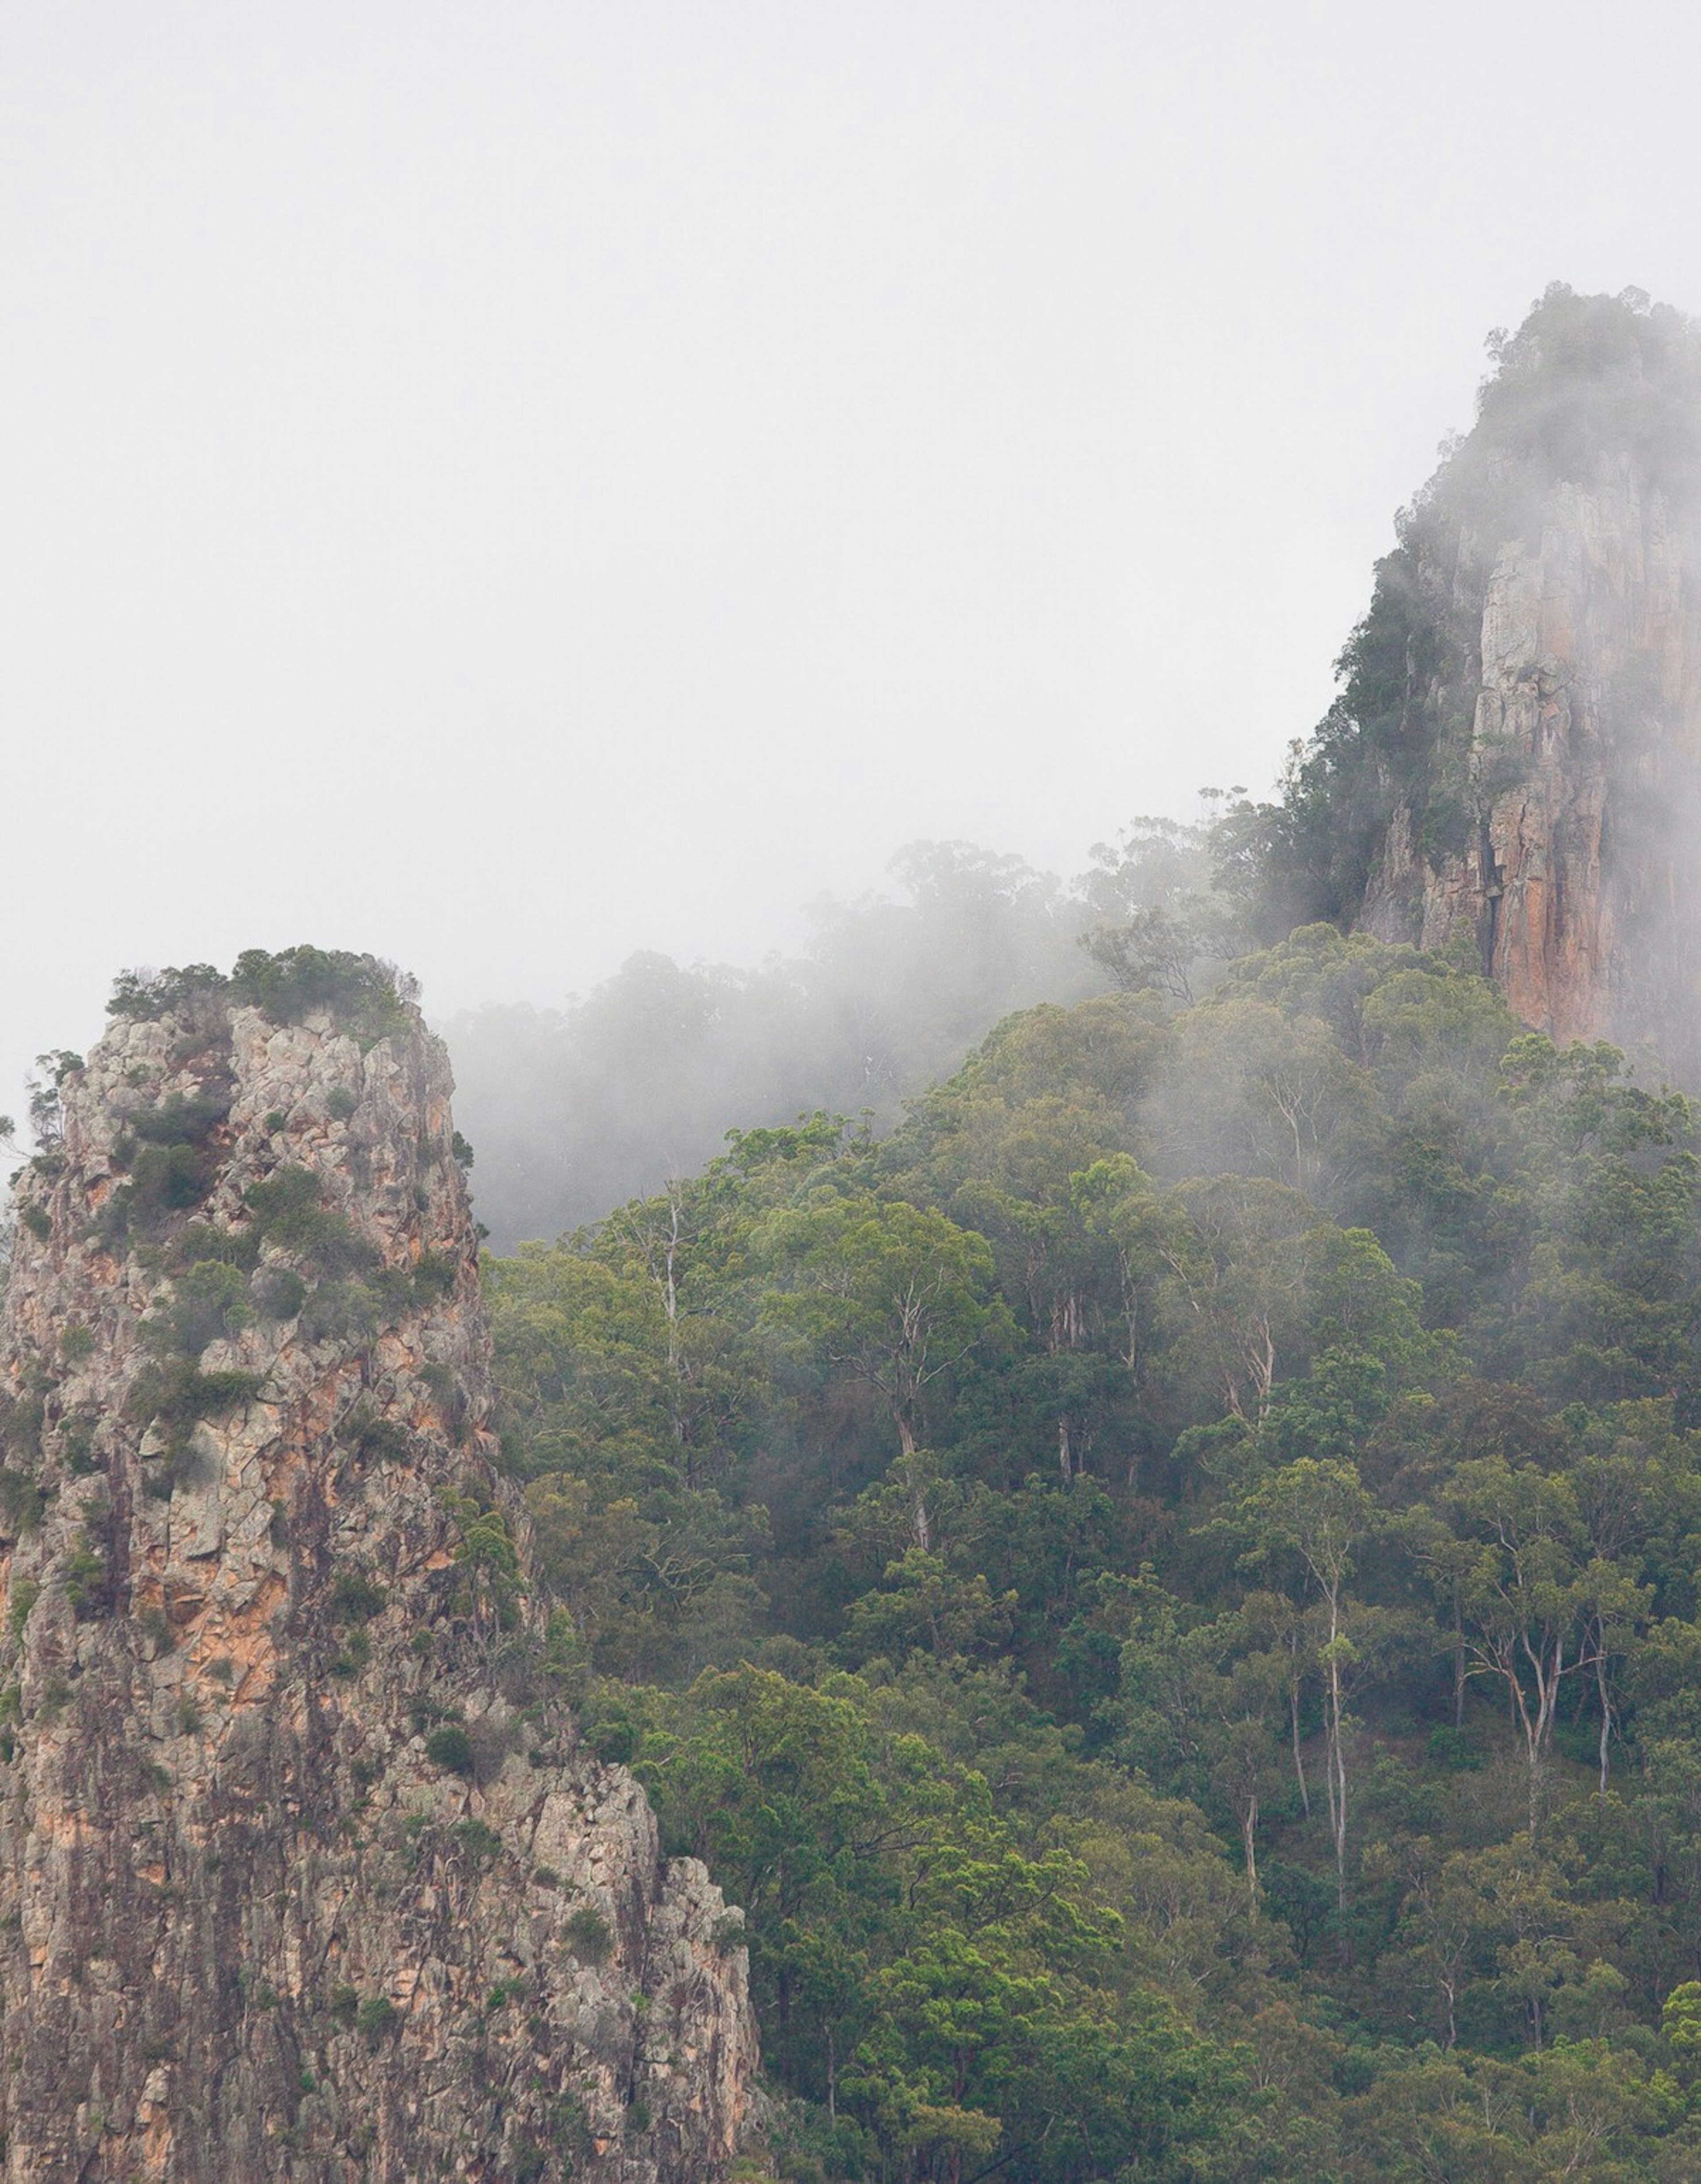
[0,969,756,2181]
[1361,455,1701,1061]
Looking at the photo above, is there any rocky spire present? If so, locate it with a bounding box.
[1360,450,1701,1061]
[1268,288,1701,1075]
[0,956,755,2183]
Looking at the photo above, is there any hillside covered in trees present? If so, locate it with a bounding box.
[484,925,1701,2180]
[455,284,1701,2180]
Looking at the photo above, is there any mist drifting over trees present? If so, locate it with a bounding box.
[450,832,1223,1249]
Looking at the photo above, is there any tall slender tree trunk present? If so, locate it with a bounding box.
[1240,1795,1259,1914]
[1290,1679,1311,1819]
[1321,1590,1349,1949]
[895,1416,931,1552]
[1595,1628,1614,1793]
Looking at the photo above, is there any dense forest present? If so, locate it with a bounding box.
[482,924,1701,2180]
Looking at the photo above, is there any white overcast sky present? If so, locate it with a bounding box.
[4,0,1701,1113]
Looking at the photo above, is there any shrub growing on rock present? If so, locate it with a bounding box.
[250,1265,306,1320]
[245,1168,376,1278]
[562,1905,613,1963]
[355,1995,397,2044]
[424,1725,475,1777]
[145,1261,254,1358]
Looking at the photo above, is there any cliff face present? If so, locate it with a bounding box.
[1360,455,1701,1059]
[0,976,755,2181]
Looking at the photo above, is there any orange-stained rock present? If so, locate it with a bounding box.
[1360,455,1701,1068]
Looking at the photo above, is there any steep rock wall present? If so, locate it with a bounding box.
[1360,459,1701,1063]
[0,985,756,2182]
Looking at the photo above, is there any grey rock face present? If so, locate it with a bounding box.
[0,990,756,2181]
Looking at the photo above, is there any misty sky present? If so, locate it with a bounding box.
[5,0,1701,1121]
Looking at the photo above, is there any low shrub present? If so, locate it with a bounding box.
[129,1092,231,1148]
[300,1281,380,1346]
[242,1166,327,1245]
[454,1818,503,1864]
[58,1415,99,1476]
[66,1538,107,1619]
[411,1252,458,1302]
[145,1261,254,1358]
[245,1168,376,1277]
[175,1223,260,1272]
[108,965,228,1020]
[101,1090,233,1247]
[331,1571,388,1624]
[250,1265,307,1320]
[103,1140,221,1244]
[340,1406,409,1465]
[355,1995,398,2044]
[0,1473,44,1534]
[0,1393,46,1464]
[424,1724,475,1777]
[562,1905,613,1964]
[126,1360,264,1456]
[109,950,415,1046]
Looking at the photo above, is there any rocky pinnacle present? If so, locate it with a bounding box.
[0,974,755,2182]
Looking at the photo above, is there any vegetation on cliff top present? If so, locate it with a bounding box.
[108,946,417,1044]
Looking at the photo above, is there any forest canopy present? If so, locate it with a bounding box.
[484,922,1701,2180]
